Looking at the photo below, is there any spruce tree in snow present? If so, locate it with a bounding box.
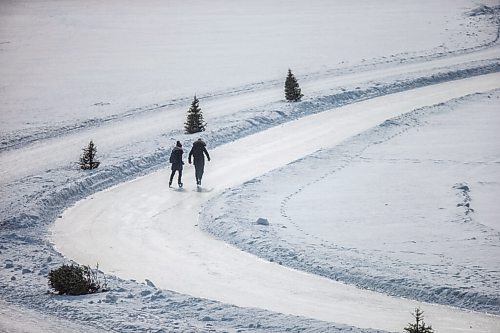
[284,69,303,102]
[79,140,100,170]
[403,308,434,333]
[184,95,206,134]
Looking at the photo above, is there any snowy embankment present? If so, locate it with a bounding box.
[0,300,105,333]
[201,90,500,314]
[52,74,500,333]
[1,1,500,332]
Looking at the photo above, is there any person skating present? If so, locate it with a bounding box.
[188,138,210,186]
[169,141,184,188]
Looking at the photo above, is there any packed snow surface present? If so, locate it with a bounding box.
[1,0,500,332]
[0,300,106,333]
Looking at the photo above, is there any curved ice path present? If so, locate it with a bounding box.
[52,73,500,332]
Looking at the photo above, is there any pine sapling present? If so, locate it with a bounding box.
[184,95,206,134]
[80,140,100,170]
[284,69,304,102]
[404,308,434,333]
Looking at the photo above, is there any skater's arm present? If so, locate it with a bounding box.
[203,147,210,161]
[188,148,193,164]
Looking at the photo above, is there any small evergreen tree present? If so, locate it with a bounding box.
[80,140,100,170]
[184,95,206,134]
[284,69,303,102]
[404,308,434,333]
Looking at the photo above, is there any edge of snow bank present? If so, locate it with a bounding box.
[199,90,500,315]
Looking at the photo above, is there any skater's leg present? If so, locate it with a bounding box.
[198,166,204,184]
[178,169,183,187]
[195,162,205,185]
[194,165,200,185]
[169,170,175,186]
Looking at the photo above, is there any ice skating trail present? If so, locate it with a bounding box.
[52,73,500,333]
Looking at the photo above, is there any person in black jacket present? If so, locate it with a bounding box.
[169,141,184,188]
[188,138,210,186]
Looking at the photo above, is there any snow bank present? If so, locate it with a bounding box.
[1,239,387,332]
[50,73,500,333]
[200,91,500,314]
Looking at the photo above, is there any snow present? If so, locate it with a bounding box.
[201,90,500,315]
[1,0,498,134]
[0,300,106,333]
[52,75,500,332]
[1,0,500,332]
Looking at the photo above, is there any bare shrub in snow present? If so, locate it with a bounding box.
[48,264,106,295]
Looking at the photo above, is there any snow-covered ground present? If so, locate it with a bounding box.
[53,74,500,333]
[1,0,497,134]
[1,1,500,332]
[0,300,106,333]
[201,88,500,315]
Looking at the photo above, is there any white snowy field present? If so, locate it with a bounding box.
[1,0,500,332]
[0,0,498,135]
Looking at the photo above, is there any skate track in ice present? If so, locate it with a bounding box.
[52,72,500,333]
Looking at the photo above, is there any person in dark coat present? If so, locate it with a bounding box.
[169,141,184,188]
[188,138,210,186]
